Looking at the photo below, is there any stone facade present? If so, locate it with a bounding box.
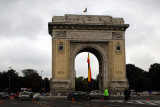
[48,14,129,95]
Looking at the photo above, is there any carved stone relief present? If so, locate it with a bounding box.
[112,32,122,39]
[55,31,66,38]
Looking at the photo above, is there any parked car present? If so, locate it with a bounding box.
[89,90,104,99]
[18,92,30,100]
[9,92,16,96]
[33,93,39,100]
[14,92,20,99]
[67,91,92,100]
[151,91,160,95]
[46,93,49,96]
[0,93,9,99]
[34,92,41,96]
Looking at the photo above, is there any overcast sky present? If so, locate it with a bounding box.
[0,0,160,79]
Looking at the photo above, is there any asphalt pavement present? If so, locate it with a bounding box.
[0,96,160,107]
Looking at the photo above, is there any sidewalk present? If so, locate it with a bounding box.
[39,96,67,99]
[39,95,160,100]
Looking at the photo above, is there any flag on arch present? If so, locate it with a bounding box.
[83,7,87,13]
[87,53,92,83]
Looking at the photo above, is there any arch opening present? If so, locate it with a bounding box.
[73,47,105,91]
[75,52,98,79]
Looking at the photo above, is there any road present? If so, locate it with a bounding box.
[0,96,160,107]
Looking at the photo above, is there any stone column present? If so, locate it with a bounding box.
[51,39,71,95]
[108,39,128,95]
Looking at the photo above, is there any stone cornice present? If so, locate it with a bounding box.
[48,23,129,36]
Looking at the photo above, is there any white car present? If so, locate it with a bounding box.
[89,90,104,99]
[33,93,39,100]
[34,92,41,96]
[18,92,30,100]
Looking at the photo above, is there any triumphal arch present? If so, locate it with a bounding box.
[48,14,129,95]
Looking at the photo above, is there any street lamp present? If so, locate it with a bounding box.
[41,71,43,95]
[44,80,45,94]
[8,67,12,93]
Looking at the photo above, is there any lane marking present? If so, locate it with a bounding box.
[135,101,145,104]
[143,101,158,105]
[127,101,133,103]
[154,101,160,104]
[93,105,99,106]
[106,104,126,107]
[11,103,18,104]
[85,103,90,105]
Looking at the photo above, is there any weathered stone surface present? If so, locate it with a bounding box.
[52,14,124,25]
[48,14,129,35]
[48,14,129,95]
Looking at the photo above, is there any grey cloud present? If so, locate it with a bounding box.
[0,0,160,78]
[0,0,48,39]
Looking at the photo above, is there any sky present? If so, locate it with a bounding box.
[0,0,160,79]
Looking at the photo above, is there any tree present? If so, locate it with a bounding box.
[0,69,20,93]
[22,69,38,77]
[149,63,160,91]
[0,68,49,93]
[8,69,20,92]
[43,77,50,93]
[0,71,8,92]
[21,69,41,92]
[126,64,151,92]
[75,76,88,91]
[75,75,99,92]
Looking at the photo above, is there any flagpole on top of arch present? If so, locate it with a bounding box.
[83,7,87,15]
[86,7,87,15]
[83,0,87,15]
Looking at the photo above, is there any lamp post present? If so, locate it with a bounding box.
[41,71,43,95]
[43,80,45,94]
[8,67,12,93]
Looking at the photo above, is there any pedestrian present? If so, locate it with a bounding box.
[0,94,2,100]
[127,88,131,101]
[124,88,128,102]
[104,88,109,101]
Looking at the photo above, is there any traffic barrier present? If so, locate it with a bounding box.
[10,96,14,99]
[72,98,74,102]
[101,98,103,102]
[33,99,35,103]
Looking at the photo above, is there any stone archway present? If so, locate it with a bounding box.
[48,14,129,95]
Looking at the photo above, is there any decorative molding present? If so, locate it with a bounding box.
[49,24,129,35]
